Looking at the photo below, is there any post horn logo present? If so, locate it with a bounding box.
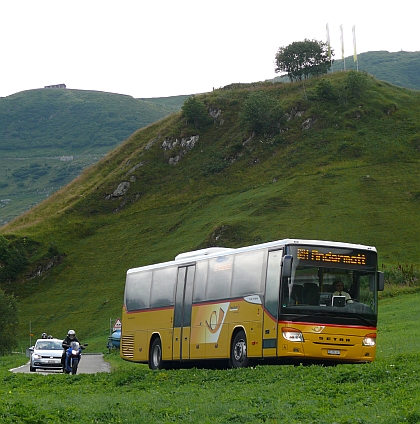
[206,308,225,334]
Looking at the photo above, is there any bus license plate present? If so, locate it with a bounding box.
[328,350,340,355]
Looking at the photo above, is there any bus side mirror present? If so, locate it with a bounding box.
[282,255,293,279]
[377,271,384,291]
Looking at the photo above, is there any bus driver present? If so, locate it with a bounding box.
[332,280,353,303]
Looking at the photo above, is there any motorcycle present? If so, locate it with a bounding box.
[63,341,88,374]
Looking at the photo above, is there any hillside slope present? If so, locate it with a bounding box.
[333,51,420,90]
[1,71,419,345]
[0,89,188,225]
[2,50,419,226]
[273,51,420,91]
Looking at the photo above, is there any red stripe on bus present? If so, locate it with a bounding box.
[278,320,376,330]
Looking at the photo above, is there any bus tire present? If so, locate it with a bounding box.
[230,330,249,368]
[149,337,163,370]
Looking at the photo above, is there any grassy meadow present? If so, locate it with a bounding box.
[1,291,420,423]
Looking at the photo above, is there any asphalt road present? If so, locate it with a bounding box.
[10,353,111,374]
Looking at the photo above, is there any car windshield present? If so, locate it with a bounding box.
[35,341,62,350]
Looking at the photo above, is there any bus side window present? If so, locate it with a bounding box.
[206,256,232,300]
[231,250,264,297]
[369,274,375,292]
[150,267,177,308]
[266,250,282,316]
[125,270,152,311]
[193,260,208,302]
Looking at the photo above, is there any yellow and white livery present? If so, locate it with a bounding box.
[121,239,384,369]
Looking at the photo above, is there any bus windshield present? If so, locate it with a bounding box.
[281,245,379,325]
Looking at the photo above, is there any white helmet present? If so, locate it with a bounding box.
[68,330,76,338]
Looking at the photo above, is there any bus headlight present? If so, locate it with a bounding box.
[362,333,376,347]
[282,327,304,342]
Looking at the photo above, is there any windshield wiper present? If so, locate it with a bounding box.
[351,314,374,326]
[284,312,374,326]
[286,312,334,321]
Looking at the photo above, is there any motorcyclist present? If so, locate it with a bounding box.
[41,332,48,339]
[61,330,80,368]
[62,329,80,348]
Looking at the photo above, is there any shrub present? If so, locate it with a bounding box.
[240,91,285,134]
[383,263,420,287]
[313,78,337,101]
[201,151,227,176]
[0,289,19,354]
[346,70,372,99]
[182,96,212,128]
[0,235,29,282]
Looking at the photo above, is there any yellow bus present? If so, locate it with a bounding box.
[120,238,384,369]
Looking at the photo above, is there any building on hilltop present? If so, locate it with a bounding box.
[44,84,66,89]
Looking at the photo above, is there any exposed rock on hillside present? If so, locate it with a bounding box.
[208,106,224,125]
[162,135,199,164]
[302,117,317,130]
[106,181,130,199]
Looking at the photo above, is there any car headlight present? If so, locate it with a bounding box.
[33,354,42,359]
[362,333,376,347]
[282,327,304,342]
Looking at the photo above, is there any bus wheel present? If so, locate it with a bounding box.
[149,337,162,370]
[230,330,249,368]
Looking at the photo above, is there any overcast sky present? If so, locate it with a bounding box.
[1,0,417,99]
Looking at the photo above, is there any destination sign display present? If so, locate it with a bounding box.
[297,248,366,265]
[288,245,376,270]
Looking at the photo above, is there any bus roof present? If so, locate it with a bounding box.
[175,247,234,260]
[126,238,378,275]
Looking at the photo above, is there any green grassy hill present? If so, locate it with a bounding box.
[334,51,420,90]
[273,51,420,91]
[1,71,419,349]
[0,89,188,225]
[2,51,418,226]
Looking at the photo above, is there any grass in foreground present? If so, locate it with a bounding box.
[1,292,420,423]
[2,359,419,423]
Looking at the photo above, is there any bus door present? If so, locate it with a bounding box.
[173,265,195,361]
[263,249,283,357]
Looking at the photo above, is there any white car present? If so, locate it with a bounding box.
[29,338,63,372]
